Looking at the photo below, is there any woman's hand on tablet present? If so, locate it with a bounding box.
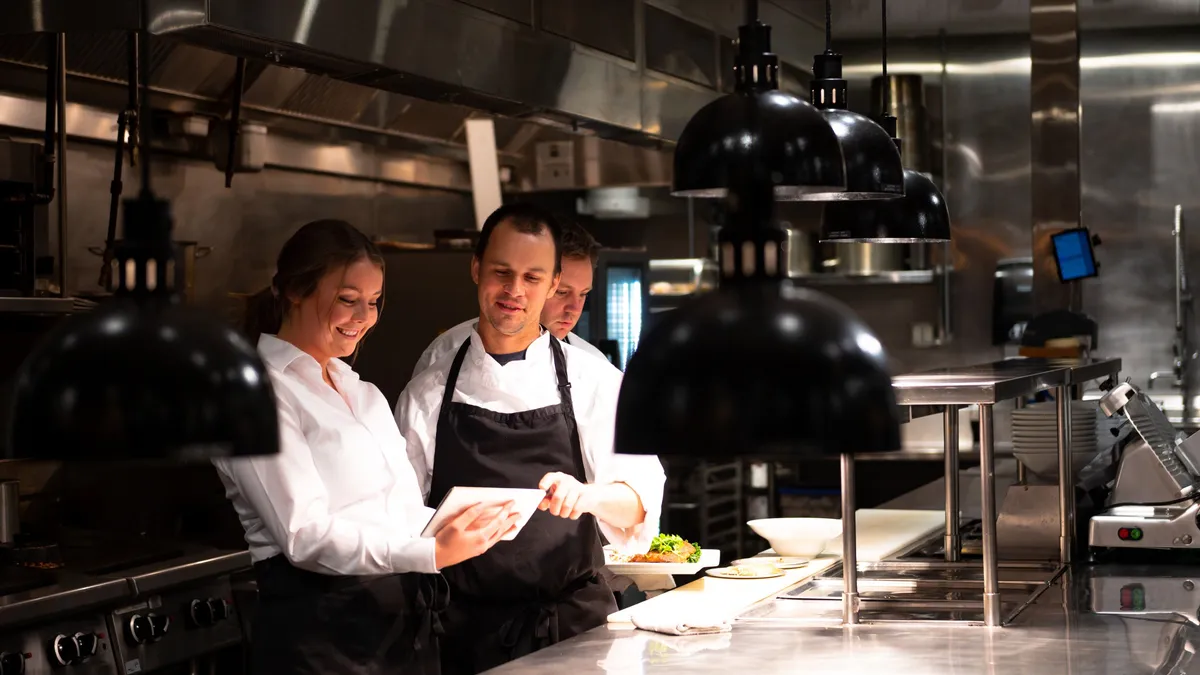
[433,501,520,569]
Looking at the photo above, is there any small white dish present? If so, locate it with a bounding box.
[706,565,784,580]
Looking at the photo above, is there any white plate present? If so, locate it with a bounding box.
[1011,421,1095,428]
[1012,410,1099,415]
[1012,437,1099,441]
[1012,416,1093,421]
[1012,427,1096,433]
[706,565,785,580]
[1012,429,1095,435]
[603,546,721,576]
[1012,438,1097,445]
[1013,445,1097,453]
[420,486,546,541]
[731,555,811,569]
[1012,422,1099,427]
[1011,427,1095,433]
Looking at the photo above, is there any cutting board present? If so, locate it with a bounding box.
[607,509,944,624]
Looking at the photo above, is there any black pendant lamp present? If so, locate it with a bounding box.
[796,0,903,202]
[671,0,845,200]
[7,23,280,461]
[616,53,902,461]
[821,0,952,243]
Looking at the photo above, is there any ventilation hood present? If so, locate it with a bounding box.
[3,0,767,142]
[0,0,824,190]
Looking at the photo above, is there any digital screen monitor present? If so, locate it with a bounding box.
[1051,228,1098,282]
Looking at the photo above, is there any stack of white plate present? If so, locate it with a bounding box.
[1011,400,1098,479]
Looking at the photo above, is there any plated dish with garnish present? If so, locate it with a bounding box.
[604,534,721,575]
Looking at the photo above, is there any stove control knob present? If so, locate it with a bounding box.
[208,598,230,622]
[148,613,170,641]
[189,598,215,627]
[73,632,98,661]
[127,614,152,645]
[49,634,80,666]
[0,651,26,675]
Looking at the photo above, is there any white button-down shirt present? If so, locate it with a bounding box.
[395,329,664,551]
[213,334,437,576]
[412,318,609,379]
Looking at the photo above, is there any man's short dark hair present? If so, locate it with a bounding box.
[474,203,564,274]
[560,220,601,268]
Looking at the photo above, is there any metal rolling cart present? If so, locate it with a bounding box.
[662,460,745,561]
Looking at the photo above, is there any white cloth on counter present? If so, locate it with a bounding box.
[212,334,438,577]
[411,318,609,378]
[629,608,734,636]
[396,328,665,551]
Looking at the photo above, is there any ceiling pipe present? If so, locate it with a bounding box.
[1030,0,1083,313]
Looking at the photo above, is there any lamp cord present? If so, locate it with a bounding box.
[881,0,890,114]
[138,0,153,198]
[825,0,832,52]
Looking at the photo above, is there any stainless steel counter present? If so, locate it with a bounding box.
[483,564,1195,675]
[892,359,1074,405]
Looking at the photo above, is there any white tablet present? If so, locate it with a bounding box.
[419,486,547,541]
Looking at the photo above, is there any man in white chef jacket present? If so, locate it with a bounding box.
[410,219,609,377]
[395,203,664,675]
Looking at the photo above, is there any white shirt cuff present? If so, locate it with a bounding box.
[391,534,439,574]
[602,479,662,552]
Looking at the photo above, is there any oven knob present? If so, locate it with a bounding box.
[0,651,26,675]
[127,614,152,645]
[189,598,215,627]
[208,598,230,622]
[148,613,170,640]
[73,632,98,661]
[49,634,81,666]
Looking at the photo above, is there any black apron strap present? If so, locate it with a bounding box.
[442,340,471,410]
[546,333,579,438]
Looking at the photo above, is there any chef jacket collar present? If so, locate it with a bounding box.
[465,322,554,369]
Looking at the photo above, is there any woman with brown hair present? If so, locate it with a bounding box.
[214,219,519,674]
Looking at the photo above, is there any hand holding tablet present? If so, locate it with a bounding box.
[421,486,547,541]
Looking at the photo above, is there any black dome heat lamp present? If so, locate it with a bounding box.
[822,0,952,243]
[617,0,904,629]
[795,0,904,203]
[671,0,846,200]
[8,17,279,461]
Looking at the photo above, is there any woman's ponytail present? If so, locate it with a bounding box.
[241,285,284,341]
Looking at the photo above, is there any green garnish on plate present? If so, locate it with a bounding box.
[649,533,702,563]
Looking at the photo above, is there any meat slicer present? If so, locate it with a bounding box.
[1089,382,1200,550]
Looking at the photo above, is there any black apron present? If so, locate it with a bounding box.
[250,556,447,675]
[429,335,616,675]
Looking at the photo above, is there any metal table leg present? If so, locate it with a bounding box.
[944,405,960,562]
[1014,397,1027,486]
[1056,385,1074,564]
[841,452,859,625]
[979,403,1001,626]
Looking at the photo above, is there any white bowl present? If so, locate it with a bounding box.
[747,518,843,557]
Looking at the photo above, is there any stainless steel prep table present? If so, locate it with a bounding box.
[482,564,1191,675]
[889,357,1120,626]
